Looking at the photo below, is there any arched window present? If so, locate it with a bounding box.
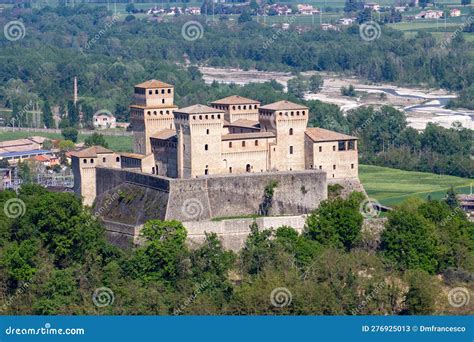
[155,90,159,94]
[153,111,157,115]
[254,140,258,146]
[229,142,232,148]
[147,111,151,115]
[161,89,165,94]
[148,90,152,95]
[83,159,87,164]
[168,89,171,93]
[90,158,94,163]
[161,99,165,104]
[242,141,246,147]
[206,129,210,135]
[289,128,293,135]
[116,157,120,162]
[204,144,208,151]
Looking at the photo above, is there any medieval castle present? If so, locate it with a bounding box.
[71,79,361,248]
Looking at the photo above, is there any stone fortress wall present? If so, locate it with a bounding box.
[93,167,330,247]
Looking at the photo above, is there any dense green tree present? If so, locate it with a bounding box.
[129,220,188,282]
[305,193,364,250]
[403,270,440,314]
[381,199,438,273]
[84,133,109,148]
[61,127,78,143]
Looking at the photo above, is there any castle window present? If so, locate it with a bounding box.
[243,105,246,110]
[319,165,322,170]
[211,115,214,119]
[351,164,354,169]
[289,128,293,135]
[155,90,159,94]
[166,110,169,114]
[229,142,232,148]
[333,165,336,170]
[229,167,232,173]
[168,89,171,93]
[199,115,202,120]
[348,140,355,150]
[83,159,87,164]
[289,146,293,154]
[147,111,151,115]
[333,146,336,151]
[338,141,346,151]
[242,141,246,147]
[232,106,236,110]
[205,169,208,175]
[102,157,106,163]
[254,105,258,109]
[159,111,163,115]
[161,89,165,94]
[116,157,120,162]
[193,116,196,120]
[148,90,152,95]
[291,111,294,116]
[162,99,165,104]
[153,111,157,115]
[90,158,94,163]
[206,129,209,135]
[296,111,300,115]
[255,140,258,146]
[205,115,208,120]
[238,106,241,110]
[319,146,322,152]
[204,144,208,151]
[302,111,306,116]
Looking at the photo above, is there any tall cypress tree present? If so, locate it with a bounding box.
[42,100,54,128]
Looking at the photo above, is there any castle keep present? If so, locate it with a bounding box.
[127,79,358,179]
[71,79,361,247]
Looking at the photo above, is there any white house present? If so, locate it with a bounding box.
[93,112,116,129]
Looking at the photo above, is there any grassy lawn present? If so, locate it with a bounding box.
[0,130,133,152]
[359,164,473,207]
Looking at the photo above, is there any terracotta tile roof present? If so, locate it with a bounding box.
[150,129,177,140]
[260,100,308,111]
[211,95,260,105]
[175,104,224,115]
[120,152,152,160]
[32,155,50,162]
[129,104,178,110]
[225,119,260,129]
[221,132,276,141]
[69,146,114,158]
[135,79,173,88]
[305,127,357,142]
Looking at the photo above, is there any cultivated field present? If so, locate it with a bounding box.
[360,164,473,206]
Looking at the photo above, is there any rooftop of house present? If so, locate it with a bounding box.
[225,119,260,129]
[135,79,173,89]
[305,127,358,142]
[221,131,276,141]
[69,146,114,158]
[175,104,225,115]
[120,152,153,160]
[150,129,177,140]
[260,100,308,111]
[211,95,261,105]
[0,149,54,158]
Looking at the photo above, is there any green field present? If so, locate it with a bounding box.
[0,130,133,152]
[359,164,473,206]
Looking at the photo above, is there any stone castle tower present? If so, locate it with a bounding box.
[259,101,309,171]
[174,104,226,178]
[130,80,177,155]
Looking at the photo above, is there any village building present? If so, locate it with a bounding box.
[364,3,381,11]
[450,8,461,17]
[93,111,117,129]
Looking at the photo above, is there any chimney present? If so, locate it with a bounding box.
[73,76,78,105]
